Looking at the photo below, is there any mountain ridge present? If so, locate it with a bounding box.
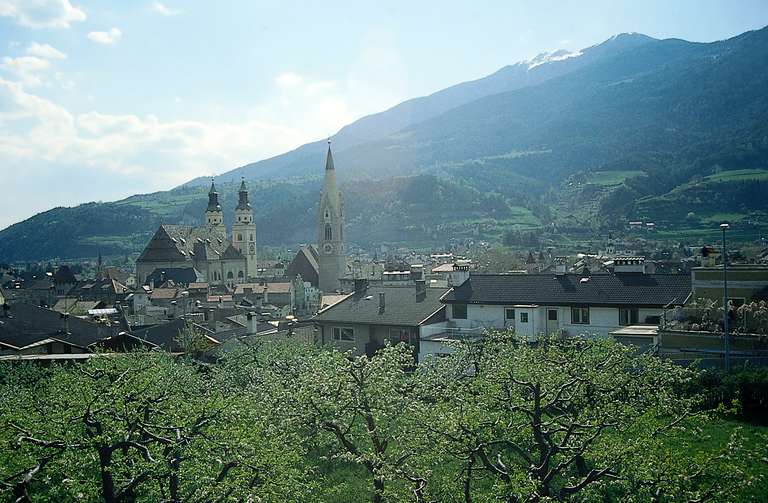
[183,32,656,187]
[3,28,768,262]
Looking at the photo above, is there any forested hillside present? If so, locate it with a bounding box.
[2,27,768,261]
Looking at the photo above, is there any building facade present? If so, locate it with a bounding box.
[136,180,254,286]
[420,265,692,359]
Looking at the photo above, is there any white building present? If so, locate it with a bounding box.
[419,261,691,360]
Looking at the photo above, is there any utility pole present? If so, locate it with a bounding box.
[721,222,730,372]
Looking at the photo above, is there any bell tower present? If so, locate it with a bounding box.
[232,178,257,279]
[317,141,345,292]
[205,179,225,237]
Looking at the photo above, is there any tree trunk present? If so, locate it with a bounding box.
[98,447,117,503]
[372,476,385,503]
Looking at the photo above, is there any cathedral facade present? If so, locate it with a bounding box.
[136,180,257,286]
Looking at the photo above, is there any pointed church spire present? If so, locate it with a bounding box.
[207,177,221,211]
[236,177,250,210]
[325,139,335,171]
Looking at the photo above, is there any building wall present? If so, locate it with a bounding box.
[692,267,768,304]
[447,303,667,340]
[318,322,418,357]
[232,215,257,279]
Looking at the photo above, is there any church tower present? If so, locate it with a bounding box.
[232,178,257,279]
[317,142,346,292]
[205,179,225,236]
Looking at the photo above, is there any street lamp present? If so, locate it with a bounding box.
[720,222,730,372]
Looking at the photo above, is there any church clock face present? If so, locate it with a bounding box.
[323,243,333,254]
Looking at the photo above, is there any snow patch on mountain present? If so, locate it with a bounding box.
[526,49,583,70]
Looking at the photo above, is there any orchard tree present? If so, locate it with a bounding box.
[416,332,752,502]
[261,341,429,502]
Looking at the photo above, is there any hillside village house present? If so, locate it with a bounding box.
[313,280,447,360]
[421,259,692,359]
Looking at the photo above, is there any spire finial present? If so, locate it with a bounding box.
[325,140,335,171]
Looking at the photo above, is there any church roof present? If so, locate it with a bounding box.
[221,244,245,260]
[137,225,230,263]
[287,245,320,287]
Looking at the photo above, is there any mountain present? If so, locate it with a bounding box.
[186,32,655,186]
[2,28,768,262]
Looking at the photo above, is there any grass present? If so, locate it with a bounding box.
[586,170,645,186]
[705,169,768,183]
[654,168,768,200]
[673,417,768,500]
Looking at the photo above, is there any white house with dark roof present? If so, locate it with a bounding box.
[421,262,691,358]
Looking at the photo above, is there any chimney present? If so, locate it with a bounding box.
[60,312,70,334]
[354,278,369,294]
[415,279,427,298]
[614,257,646,274]
[448,263,470,287]
[246,311,258,334]
[409,264,424,282]
[554,257,568,275]
[379,292,386,313]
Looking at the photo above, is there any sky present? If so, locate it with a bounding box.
[1,0,767,231]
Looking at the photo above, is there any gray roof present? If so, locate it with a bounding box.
[0,304,123,350]
[442,273,692,307]
[287,245,319,286]
[137,224,230,263]
[131,318,220,352]
[313,285,448,327]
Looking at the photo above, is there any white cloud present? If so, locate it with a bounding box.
[1,56,51,86]
[305,80,336,96]
[26,42,66,59]
[0,0,86,29]
[0,78,305,189]
[87,27,122,45]
[150,1,180,16]
[275,72,303,88]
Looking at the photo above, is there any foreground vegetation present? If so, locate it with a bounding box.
[2,334,767,502]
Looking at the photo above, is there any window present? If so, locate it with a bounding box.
[389,327,411,343]
[505,308,516,320]
[325,224,332,241]
[571,307,590,324]
[237,233,243,241]
[548,309,558,321]
[619,308,639,326]
[519,312,529,323]
[227,271,233,279]
[237,270,244,278]
[333,327,354,342]
[452,304,467,319]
